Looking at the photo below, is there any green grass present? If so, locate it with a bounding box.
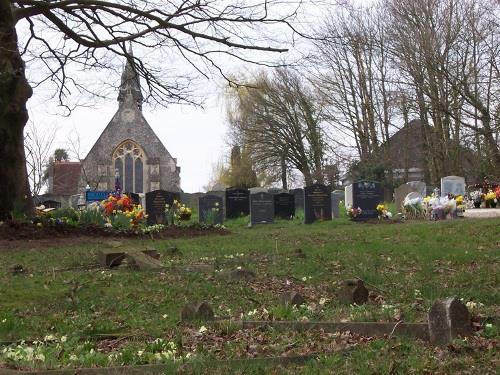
[0,217,498,373]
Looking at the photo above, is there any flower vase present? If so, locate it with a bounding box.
[473,201,481,208]
[491,201,497,208]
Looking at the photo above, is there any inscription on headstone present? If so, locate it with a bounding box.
[199,195,224,225]
[304,184,332,224]
[331,190,344,218]
[274,193,295,219]
[441,176,465,197]
[352,181,383,220]
[250,192,274,224]
[145,190,180,225]
[225,188,250,218]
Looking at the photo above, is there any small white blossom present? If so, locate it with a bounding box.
[198,326,208,334]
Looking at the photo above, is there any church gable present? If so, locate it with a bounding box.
[81,50,180,193]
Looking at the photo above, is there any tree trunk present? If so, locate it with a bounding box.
[280,153,287,190]
[0,1,33,220]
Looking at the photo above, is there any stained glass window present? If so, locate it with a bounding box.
[112,140,145,193]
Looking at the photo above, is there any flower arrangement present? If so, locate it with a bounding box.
[101,193,146,230]
[164,200,192,225]
[347,205,362,219]
[202,202,221,225]
[403,195,424,220]
[484,190,497,208]
[376,203,392,220]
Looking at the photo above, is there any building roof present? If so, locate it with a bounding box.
[52,161,81,195]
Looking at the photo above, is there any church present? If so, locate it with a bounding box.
[46,53,181,206]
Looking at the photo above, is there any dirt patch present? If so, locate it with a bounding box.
[0,222,229,251]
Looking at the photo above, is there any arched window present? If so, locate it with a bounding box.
[112,140,145,193]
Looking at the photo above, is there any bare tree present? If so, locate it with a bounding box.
[226,68,328,187]
[0,0,301,219]
[24,120,55,197]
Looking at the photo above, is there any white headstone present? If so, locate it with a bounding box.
[441,176,465,197]
[345,184,353,209]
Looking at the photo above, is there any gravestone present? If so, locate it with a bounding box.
[407,181,426,197]
[428,297,471,345]
[225,188,250,218]
[274,193,295,219]
[292,188,304,210]
[145,190,180,225]
[86,190,111,203]
[250,192,275,224]
[199,194,224,225]
[394,182,425,212]
[304,184,332,224]
[331,190,344,218]
[344,184,353,209]
[441,176,465,197]
[352,181,383,220]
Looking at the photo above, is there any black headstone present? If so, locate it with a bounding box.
[274,193,295,219]
[304,184,332,224]
[250,192,274,224]
[146,190,180,225]
[225,188,250,219]
[199,195,224,225]
[352,181,383,220]
[293,188,304,210]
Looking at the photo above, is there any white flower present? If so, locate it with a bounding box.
[485,323,493,329]
[299,316,309,321]
[301,276,307,282]
[162,314,168,319]
[44,334,55,341]
[466,301,478,311]
[89,348,95,355]
[1,319,6,323]
[198,325,208,333]
[247,309,258,317]
[60,335,67,343]
[185,352,193,359]
[137,350,144,357]
[154,353,162,360]
[319,297,328,306]
[236,266,242,270]
[69,354,78,361]
[35,353,45,362]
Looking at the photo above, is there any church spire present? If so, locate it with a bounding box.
[117,43,143,110]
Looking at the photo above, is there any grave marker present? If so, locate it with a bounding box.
[441,176,465,197]
[344,184,353,209]
[199,194,224,225]
[331,190,344,218]
[225,188,250,218]
[274,193,295,219]
[394,182,426,212]
[250,192,275,224]
[145,190,180,225]
[352,180,383,220]
[304,184,332,224]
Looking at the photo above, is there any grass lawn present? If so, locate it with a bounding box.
[0,216,498,374]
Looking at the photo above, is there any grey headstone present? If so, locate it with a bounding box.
[292,188,304,210]
[331,190,344,218]
[181,302,214,321]
[440,176,465,197]
[394,182,426,212]
[428,297,471,345]
[229,268,256,282]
